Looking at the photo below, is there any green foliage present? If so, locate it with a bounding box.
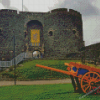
[0,84,99,100]
[2,71,14,78]
[9,66,14,71]
[1,60,80,80]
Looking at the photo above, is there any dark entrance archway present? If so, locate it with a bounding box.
[33,51,43,59]
[26,20,43,47]
[25,20,44,59]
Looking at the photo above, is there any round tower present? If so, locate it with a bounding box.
[44,8,84,58]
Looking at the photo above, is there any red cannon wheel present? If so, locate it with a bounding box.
[81,72,100,93]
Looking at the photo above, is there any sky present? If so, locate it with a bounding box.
[0,0,100,46]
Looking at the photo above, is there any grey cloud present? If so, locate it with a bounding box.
[75,1,99,16]
[2,0,10,8]
[23,5,29,11]
[52,0,100,16]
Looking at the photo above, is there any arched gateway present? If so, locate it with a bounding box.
[25,20,44,59]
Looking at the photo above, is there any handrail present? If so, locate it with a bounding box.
[0,52,25,67]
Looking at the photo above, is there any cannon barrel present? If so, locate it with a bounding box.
[36,64,71,75]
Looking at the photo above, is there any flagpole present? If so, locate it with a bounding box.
[22,0,23,11]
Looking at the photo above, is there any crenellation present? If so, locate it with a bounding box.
[51,8,67,13]
[0,9,17,15]
[68,9,81,17]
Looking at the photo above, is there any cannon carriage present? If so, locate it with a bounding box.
[36,62,100,94]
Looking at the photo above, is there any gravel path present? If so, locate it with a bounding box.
[0,79,71,86]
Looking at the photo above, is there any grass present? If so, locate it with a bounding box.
[0,84,99,100]
[1,60,80,80]
[1,59,100,80]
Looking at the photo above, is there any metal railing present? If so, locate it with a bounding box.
[0,52,25,67]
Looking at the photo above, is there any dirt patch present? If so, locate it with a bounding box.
[0,79,71,86]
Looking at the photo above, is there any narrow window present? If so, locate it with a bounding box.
[24,31,27,38]
[0,29,2,36]
[49,31,53,36]
[73,30,76,34]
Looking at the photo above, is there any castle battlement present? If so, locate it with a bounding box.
[50,8,81,17]
[68,9,81,17]
[51,8,67,13]
[0,8,81,17]
[0,9,17,15]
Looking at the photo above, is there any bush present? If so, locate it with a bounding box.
[2,71,15,78]
[1,60,80,80]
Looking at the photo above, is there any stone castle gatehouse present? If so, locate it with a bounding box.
[0,8,84,60]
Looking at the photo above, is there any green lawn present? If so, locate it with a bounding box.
[1,60,80,80]
[0,84,99,100]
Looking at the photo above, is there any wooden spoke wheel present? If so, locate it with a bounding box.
[81,72,100,93]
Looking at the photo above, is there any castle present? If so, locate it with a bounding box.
[0,8,84,60]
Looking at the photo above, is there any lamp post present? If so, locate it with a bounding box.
[13,30,16,85]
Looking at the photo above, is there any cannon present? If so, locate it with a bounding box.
[36,62,100,94]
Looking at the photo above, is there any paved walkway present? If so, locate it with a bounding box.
[0,79,71,86]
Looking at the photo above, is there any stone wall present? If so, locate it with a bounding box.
[0,8,84,60]
[43,8,84,58]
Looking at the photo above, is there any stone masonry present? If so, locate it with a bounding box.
[0,8,84,60]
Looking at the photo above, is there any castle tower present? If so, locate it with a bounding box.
[0,8,84,60]
[43,8,84,58]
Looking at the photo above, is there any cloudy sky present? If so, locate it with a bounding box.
[0,0,100,46]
